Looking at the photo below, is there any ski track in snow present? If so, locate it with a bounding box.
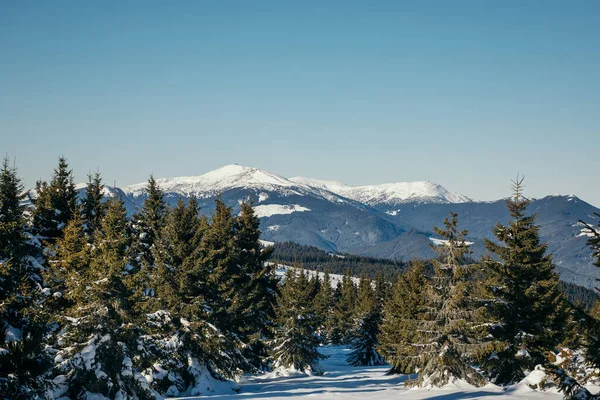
[174,346,564,399]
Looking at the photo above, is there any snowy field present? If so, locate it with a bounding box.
[175,346,564,400]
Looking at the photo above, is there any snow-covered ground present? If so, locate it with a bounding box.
[174,346,565,400]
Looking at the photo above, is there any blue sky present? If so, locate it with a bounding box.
[1,1,599,205]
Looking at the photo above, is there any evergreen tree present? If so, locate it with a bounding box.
[128,176,167,315]
[346,276,385,366]
[329,270,356,345]
[81,171,106,237]
[130,175,166,270]
[270,268,326,374]
[44,213,90,315]
[0,158,50,397]
[136,197,234,396]
[378,261,428,375]
[53,197,157,399]
[196,199,251,375]
[413,213,487,387]
[233,201,278,369]
[480,178,567,385]
[0,157,28,258]
[313,271,334,342]
[31,157,77,242]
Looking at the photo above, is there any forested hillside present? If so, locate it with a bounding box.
[2,157,600,400]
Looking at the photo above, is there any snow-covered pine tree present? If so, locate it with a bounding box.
[329,270,357,345]
[136,197,236,397]
[233,201,278,370]
[313,271,334,343]
[0,157,50,398]
[44,212,90,315]
[31,157,77,243]
[346,275,385,366]
[378,261,428,375]
[480,177,567,385]
[81,171,106,237]
[129,175,166,271]
[270,268,327,374]
[553,213,600,399]
[413,213,487,387]
[126,176,167,315]
[197,199,253,375]
[53,197,158,399]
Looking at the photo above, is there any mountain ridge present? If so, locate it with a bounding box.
[73,164,600,288]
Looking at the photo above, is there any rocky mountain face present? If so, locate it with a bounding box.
[97,165,600,288]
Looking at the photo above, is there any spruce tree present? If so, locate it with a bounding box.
[130,175,166,270]
[233,201,278,369]
[270,268,326,374]
[31,156,77,242]
[329,270,356,345]
[346,276,385,366]
[44,212,90,315]
[81,171,106,237]
[0,158,50,397]
[480,178,567,385]
[195,199,251,375]
[378,261,428,375]
[414,213,487,387]
[0,157,28,258]
[53,197,156,399]
[138,197,233,396]
[313,271,334,343]
[128,176,167,315]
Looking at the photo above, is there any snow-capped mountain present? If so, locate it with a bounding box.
[85,165,600,288]
[123,165,356,206]
[290,177,471,205]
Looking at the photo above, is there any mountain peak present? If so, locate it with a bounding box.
[291,177,470,205]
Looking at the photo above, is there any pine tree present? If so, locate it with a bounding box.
[81,171,106,237]
[31,156,77,242]
[233,201,278,369]
[346,276,385,366]
[554,213,600,399]
[128,176,167,315]
[270,268,327,374]
[0,158,50,397]
[130,175,166,270]
[413,213,487,387]
[313,271,334,343]
[378,261,428,375]
[44,213,90,315]
[53,197,157,399]
[329,270,356,345]
[194,199,252,376]
[480,177,567,385]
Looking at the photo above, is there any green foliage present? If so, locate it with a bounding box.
[31,157,77,242]
[414,212,487,387]
[328,270,357,345]
[270,241,407,278]
[346,276,385,366]
[81,171,106,236]
[480,178,567,385]
[379,261,428,375]
[270,268,327,373]
[0,159,50,397]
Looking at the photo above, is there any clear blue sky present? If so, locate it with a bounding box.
[1,1,599,205]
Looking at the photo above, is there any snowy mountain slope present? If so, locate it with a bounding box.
[124,165,356,206]
[291,176,471,205]
[81,164,600,288]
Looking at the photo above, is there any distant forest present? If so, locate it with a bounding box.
[269,241,598,310]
